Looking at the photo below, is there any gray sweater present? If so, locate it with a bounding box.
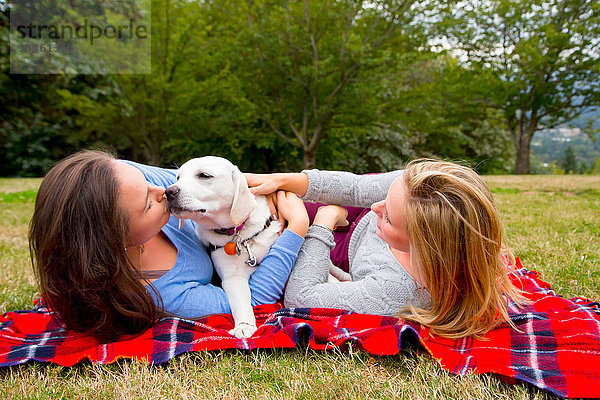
[284,169,430,316]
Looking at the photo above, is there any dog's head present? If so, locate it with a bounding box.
[166,156,257,228]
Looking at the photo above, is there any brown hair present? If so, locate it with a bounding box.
[399,159,524,339]
[29,150,160,342]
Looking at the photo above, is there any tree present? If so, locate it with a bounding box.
[561,145,577,174]
[57,0,251,166]
[226,0,428,169]
[441,0,600,174]
[1,3,81,176]
[394,56,516,173]
[0,0,149,175]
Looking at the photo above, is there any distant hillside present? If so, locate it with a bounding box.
[532,109,600,169]
[569,107,600,130]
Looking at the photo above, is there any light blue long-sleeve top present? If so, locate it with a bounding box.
[121,161,304,318]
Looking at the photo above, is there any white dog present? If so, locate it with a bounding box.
[165,156,281,338]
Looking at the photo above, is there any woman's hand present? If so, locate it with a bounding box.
[313,205,349,231]
[245,172,309,197]
[264,192,279,222]
[245,173,284,196]
[275,191,309,237]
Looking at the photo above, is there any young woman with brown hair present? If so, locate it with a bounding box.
[29,150,309,342]
[246,159,524,339]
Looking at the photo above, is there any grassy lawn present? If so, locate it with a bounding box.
[0,175,598,399]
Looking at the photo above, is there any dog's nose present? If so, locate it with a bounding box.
[166,186,180,200]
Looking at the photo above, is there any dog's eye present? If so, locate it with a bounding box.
[196,172,213,179]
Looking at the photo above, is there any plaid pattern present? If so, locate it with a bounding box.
[0,258,598,398]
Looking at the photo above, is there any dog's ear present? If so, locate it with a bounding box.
[230,166,257,226]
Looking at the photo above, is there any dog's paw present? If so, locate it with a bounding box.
[229,323,257,338]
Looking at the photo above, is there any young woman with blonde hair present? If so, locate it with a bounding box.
[246,159,524,339]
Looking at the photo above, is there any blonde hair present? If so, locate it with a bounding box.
[398,159,524,339]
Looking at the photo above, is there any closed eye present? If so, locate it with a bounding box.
[196,172,213,179]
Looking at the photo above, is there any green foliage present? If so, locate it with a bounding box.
[226,0,430,169]
[1,0,598,175]
[440,0,600,173]
[0,3,128,176]
[532,127,600,173]
[8,0,150,74]
[561,146,577,174]
[386,56,516,174]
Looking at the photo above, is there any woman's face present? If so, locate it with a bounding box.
[113,161,170,247]
[371,177,410,252]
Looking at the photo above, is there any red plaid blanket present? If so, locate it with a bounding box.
[0,259,598,399]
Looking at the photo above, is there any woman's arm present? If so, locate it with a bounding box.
[284,204,421,316]
[285,267,412,317]
[245,172,309,197]
[283,224,336,308]
[248,229,304,305]
[249,190,309,305]
[150,280,232,318]
[246,169,403,208]
[284,225,405,316]
[301,169,403,208]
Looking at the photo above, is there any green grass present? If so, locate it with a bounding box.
[484,175,600,300]
[1,175,599,399]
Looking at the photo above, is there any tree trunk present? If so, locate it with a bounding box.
[514,126,533,174]
[149,138,162,166]
[303,148,316,169]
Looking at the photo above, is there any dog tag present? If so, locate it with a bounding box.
[224,241,238,256]
[178,219,184,230]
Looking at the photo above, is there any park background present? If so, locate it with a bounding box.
[0,1,599,398]
[1,0,599,177]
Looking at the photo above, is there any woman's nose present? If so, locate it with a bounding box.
[152,186,166,200]
[371,200,383,215]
